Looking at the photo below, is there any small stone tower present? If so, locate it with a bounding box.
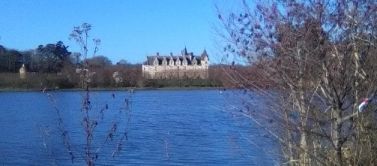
[19,64,27,79]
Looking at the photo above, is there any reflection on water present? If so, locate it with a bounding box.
[0,90,277,165]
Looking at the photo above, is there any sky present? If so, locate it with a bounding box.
[0,0,240,64]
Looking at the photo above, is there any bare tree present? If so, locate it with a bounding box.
[215,0,377,165]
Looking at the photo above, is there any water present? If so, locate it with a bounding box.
[0,90,277,165]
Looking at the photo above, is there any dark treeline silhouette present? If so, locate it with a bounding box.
[0,41,71,73]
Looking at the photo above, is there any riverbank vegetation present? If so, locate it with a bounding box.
[216,0,377,165]
[0,44,230,90]
[0,64,228,90]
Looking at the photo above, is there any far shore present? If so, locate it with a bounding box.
[0,86,224,92]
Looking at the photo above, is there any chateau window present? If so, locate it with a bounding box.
[182,59,187,66]
[175,59,181,66]
[192,59,197,65]
[153,58,158,66]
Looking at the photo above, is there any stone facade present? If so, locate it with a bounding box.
[142,48,209,79]
[19,64,27,79]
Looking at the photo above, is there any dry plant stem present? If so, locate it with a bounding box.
[69,23,131,165]
[37,125,58,165]
[46,93,76,163]
[83,88,92,165]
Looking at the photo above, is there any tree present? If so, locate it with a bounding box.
[216,0,377,165]
[30,41,71,73]
[0,46,34,73]
[0,46,24,73]
[20,49,33,70]
[54,41,71,61]
[116,59,130,66]
[0,45,6,71]
[70,52,82,64]
[0,49,23,72]
[86,55,112,68]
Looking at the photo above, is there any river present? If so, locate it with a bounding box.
[0,90,277,165]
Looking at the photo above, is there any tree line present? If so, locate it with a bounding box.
[0,41,71,73]
[0,43,228,90]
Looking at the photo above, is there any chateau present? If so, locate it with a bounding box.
[142,48,209,79]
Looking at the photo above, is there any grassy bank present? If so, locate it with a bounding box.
[0,73,223,92]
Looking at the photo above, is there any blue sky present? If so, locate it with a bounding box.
[0,0,240,64]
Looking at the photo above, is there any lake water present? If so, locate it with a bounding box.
[0,90,277,165]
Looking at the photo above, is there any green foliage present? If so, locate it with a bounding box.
[86,55,112,68]
[0,48,23,72]
[0,41,72,73]
[30,41,71,73]
[116,59,130,65]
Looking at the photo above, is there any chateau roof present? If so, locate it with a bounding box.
[201,49,209,59]
[143,48,208,66]
[144,55,204,65]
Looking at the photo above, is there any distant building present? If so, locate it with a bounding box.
[142,47,209,79]
[19,64,27,79]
